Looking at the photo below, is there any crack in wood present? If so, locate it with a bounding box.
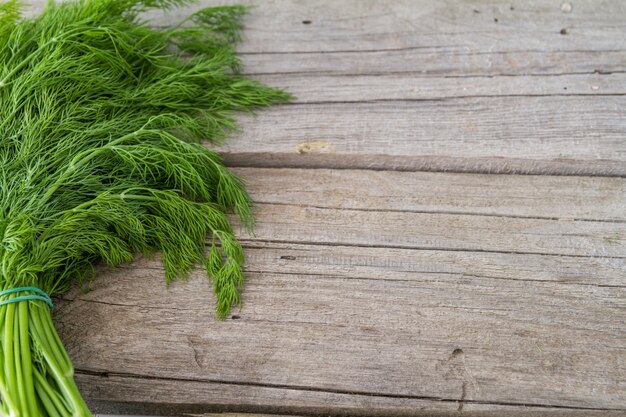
[458,381,467,411]
[245,238,626,260]
[251,200,626,224]
[78,264,626,289]
[187,336,203,370]
[244,69,626,77]
[238,47,626,56]
[73,369,624,412]
[281,93,626,106]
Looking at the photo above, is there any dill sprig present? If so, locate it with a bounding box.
[0,0,289,415]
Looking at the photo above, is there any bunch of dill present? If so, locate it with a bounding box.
[0,0,289,415]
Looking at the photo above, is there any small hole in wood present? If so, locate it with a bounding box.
[560,28,568,35]
[510,6,515,10]
[302,20,312,24]
[452,348,464,356]
[280,255,296,260]
[494,18,499,22]
[231,315,240,320]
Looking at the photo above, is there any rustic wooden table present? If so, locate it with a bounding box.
[35,0,626,415]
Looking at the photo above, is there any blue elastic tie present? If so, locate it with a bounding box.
[0,287,54,309]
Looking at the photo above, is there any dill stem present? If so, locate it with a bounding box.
[34,368,68,417]
[115,193,156,201]
[3,302,18,413]
[18,301,40,417]
[32,307,91,415]
[13,303,28,415]
[44,310,75,373]
[30,306,67,371]
[0,304,5,334]
[36,306,72,370]
[36,385,62,417]
[0,306,19,414]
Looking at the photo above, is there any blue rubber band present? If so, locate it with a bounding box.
[0,287,54,309]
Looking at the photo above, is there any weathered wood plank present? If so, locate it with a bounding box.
[140,0,626,55]
[220,96,626,176]
[58,252,625,412]
[245,204,624,258]
[240,50,626,77]
[71,238,626,300]
[242,242,626,287]
[228,169,626,258]
[235,169,626,258]
[79,374,626,416]
[56,169,625,413]
[236,168,626,221]
[252,73,626,102]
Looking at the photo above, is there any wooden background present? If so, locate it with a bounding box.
[26,0,626,415]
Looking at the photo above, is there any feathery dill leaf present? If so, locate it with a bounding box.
[0,0,289,415]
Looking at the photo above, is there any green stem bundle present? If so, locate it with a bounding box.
[1,292,90,416]
[0,0,289,414]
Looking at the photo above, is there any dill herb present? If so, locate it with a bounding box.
[0,0,289,414]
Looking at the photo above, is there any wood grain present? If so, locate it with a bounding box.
[56,168,625,414]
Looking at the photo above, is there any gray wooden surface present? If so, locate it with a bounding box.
[41,0,626,415]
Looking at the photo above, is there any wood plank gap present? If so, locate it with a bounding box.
[224,158,626,178]
[243,70,626,78]
[281,93,626,106]
[238,48,626,56]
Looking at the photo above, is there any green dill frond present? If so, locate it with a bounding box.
[0,1,286,414]
[0,0,290,318]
